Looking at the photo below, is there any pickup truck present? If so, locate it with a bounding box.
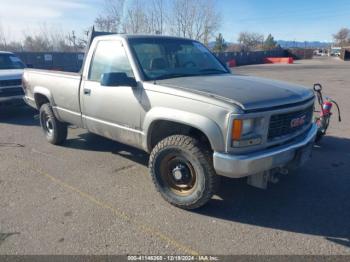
[23,35,317,209]
[0,51,26,107]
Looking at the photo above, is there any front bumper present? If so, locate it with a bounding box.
[213,124,318,178]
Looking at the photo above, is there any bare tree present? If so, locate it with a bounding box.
[170,0,196,38]
[144,0,167,34]
[95,15,118,32]
[40,24,71,52]
[0,23,9,49]
[169,0,220,44]
[94,0,125,33]
[194,0,220,45]
[94,0,220,42]
[22,35,52,52]
[333,28,350,47]
[0,21,86,52]
[152,0,166,34]
[19,24,85,52]
[238,31,264,51]
[123,0,151,34]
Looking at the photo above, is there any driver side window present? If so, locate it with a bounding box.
[89,40,134,82]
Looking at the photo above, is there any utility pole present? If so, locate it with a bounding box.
[71,31,77,52]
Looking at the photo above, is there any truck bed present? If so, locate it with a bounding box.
[24,68,81,78]
[23,68,83,126]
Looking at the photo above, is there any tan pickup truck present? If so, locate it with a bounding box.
[23,35,317,209]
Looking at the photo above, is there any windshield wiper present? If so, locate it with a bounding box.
[155,73,196,80]
[199,68,228,74]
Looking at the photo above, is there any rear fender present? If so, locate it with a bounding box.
[33,86,63,121]
[33,86,54,108]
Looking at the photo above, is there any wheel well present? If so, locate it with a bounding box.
[149,120,212,151]
[34,93,50,109]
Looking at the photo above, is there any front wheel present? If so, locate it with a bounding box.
[149,135,220,210]
[39,103,67,145]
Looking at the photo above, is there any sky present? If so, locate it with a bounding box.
[0,0,349,43]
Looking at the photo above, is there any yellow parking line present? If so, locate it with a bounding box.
[33,166,200,256]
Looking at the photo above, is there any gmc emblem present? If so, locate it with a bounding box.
[290,115,306,128]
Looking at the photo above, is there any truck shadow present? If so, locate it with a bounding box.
[65,132,149,166]
[0,106,38,126]
[196,135,350,249]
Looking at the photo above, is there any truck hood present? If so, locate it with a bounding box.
[0,69,24,81]
[157,74,314,111]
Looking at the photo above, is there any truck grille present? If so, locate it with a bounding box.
[0,79,22,87]
[0,87,24,97]
[268,106,313,140]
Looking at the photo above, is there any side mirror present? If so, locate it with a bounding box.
[101,72,137,88]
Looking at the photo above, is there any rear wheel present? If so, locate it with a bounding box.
[39,103,67,145]
[149,135,220,210]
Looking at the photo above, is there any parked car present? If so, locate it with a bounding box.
[330,47,341,57]
[0,51,26,107]
[22,35,317,209]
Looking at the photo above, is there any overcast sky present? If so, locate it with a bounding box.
[0,0,349,42]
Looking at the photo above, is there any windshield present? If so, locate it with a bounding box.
[0,54,26,70]
[128,38,229,80]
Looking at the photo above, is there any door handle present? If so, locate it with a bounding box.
[84,88,91,95]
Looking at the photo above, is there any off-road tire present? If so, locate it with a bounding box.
[39,103,67,145]
[149,135,220,210]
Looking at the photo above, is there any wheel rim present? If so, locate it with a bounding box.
[41,112,54,136]
[159,153,197,196]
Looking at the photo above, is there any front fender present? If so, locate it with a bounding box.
[142,107,226,152]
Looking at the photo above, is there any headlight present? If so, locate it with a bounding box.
[242,119,254,135]
[231,118,262,147]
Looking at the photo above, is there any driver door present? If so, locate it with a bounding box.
[81,40,143,147]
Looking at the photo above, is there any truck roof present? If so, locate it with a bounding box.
[93,34,193,42]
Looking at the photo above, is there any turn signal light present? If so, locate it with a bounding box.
[231,119,242,140]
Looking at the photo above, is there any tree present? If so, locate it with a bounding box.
[145,0,167,35]
[169,0,221,44]
[238,31,264,51]
[94,0,125,33]
[0,24,6,48]
[94,15,118,32]
[94,0,221,43]
[0,21,86,52]
[23,36,52,52]
[123,0,151,34]
[213,33,227,52]
[154,0,166,34]
[264,34,277,50]
[333,28,350,47]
